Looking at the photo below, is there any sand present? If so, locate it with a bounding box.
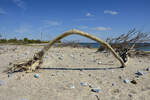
[0,44,150,100]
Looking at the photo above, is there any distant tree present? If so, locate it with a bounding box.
[0,39,7,43]
[24,38,28,43]
[8,38,17,43]
[34,39,41,43]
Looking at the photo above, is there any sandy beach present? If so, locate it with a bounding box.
[0,44,150,100]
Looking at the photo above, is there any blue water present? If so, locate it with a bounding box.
[78,43,150,51]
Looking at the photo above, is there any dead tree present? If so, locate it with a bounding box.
[97,28,150,62]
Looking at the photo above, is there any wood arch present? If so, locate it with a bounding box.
[7,29,126,73]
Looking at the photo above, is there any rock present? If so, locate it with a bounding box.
[128,94,132,97]
[0,80,4,86]
[136,71,146,76]
[34,74,39,78]
[131,80,137,85]
[80,82,88,86]
[119,76,122,79]
[98,61,102,64]
[8,74,12,77]
[70,85,75,89]
[19,98,27,100]
[89,84,94,88]
[113,89,120,94]
[91,88,102,93]
[123,79,130,83]
[9,62,12,65]
[112,83,115,86]
[88,74,91,77]
[58,56,63,60]
[146,68,150,71]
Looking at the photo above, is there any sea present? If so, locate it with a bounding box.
[78,43,150,51]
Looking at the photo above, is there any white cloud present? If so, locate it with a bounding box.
[0,8,7,15]
[12,0,26,10]
[86,12,93,17]
[104,10,118,15]
[93,27,112,31]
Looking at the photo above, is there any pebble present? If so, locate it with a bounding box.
[89,84,94,88]
[98,61,102,64]
[136,71,146,76]
[58,56,63,60]
[8,74,12,77]
[19,98,27,100]
[123,79,130,83]
[0,80,4,86]
[9,62,12,65]
[146,68,150,71]
[112,83,115,86]
[80,82,88,86]
[91,88,102,93]
[70,85,75,89]
[131,80,137,85]
[88,74,91,77]
[119,76,122,79]
[34,74,39,78]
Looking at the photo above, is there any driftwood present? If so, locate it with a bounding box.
[97,29,150,62]
[6,29,126,73]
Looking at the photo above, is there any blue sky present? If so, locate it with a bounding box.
[0,0,150,42]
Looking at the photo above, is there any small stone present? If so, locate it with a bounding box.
[80,82,88,86]
[70,85,75,89]
[51,74,55,76]
[136,71,146,76]
[8,74,12,77]
[34,74,39,78]
[19,98,27,100]
[88,74,91,77]
[131,80,137,85]
[98,61,102,64]
[119,76,122,79]
[9,62,12,65]
[146,68,150,71]
[124,79,130,83]
[91,88,102,93]
[58,56,63,60]
[0,80,4,86]
[112,83,115,86]
[128,94,132,97]
[89,84,94,88]
[113,89,120,93]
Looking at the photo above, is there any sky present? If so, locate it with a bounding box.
[0,0,150,42]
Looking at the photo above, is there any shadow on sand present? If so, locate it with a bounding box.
[6,66,124,74]
[39,66,123,71]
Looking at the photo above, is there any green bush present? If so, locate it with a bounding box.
[8,38,17,43]
[0,39,7,43]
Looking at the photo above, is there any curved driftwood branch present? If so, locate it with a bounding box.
[7,29,126,73]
